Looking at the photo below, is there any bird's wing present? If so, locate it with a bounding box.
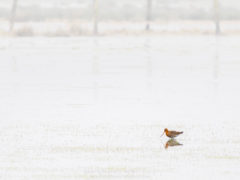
[171,131,183,135]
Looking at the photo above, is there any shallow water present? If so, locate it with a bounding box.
[0,35,240,179]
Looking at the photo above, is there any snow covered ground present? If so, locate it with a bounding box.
[0,35,240,179]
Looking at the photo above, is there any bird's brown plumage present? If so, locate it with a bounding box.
[164,128,183,138]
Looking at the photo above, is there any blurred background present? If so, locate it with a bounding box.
[0,0,240,36]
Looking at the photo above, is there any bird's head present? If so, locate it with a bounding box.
[160,128,168,138]
[164,128,168,133]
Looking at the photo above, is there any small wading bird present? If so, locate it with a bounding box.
[161,128,183,138]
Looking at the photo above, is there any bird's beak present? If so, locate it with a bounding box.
[160,131,164,137]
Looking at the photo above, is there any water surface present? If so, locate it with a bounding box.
[0,35,240,179]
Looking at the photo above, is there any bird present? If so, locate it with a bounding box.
[161,128,183,138]
[165,139,182,149]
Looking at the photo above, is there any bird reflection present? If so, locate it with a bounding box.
[165,139,183,149]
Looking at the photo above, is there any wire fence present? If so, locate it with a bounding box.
[1,0,240,36]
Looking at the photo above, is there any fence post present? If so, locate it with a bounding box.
[93,0,98,35]
[146,0,152,31]
[9,0,18,32]
[214,0,220,35]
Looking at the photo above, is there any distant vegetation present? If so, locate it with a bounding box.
[0,0,240,22]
